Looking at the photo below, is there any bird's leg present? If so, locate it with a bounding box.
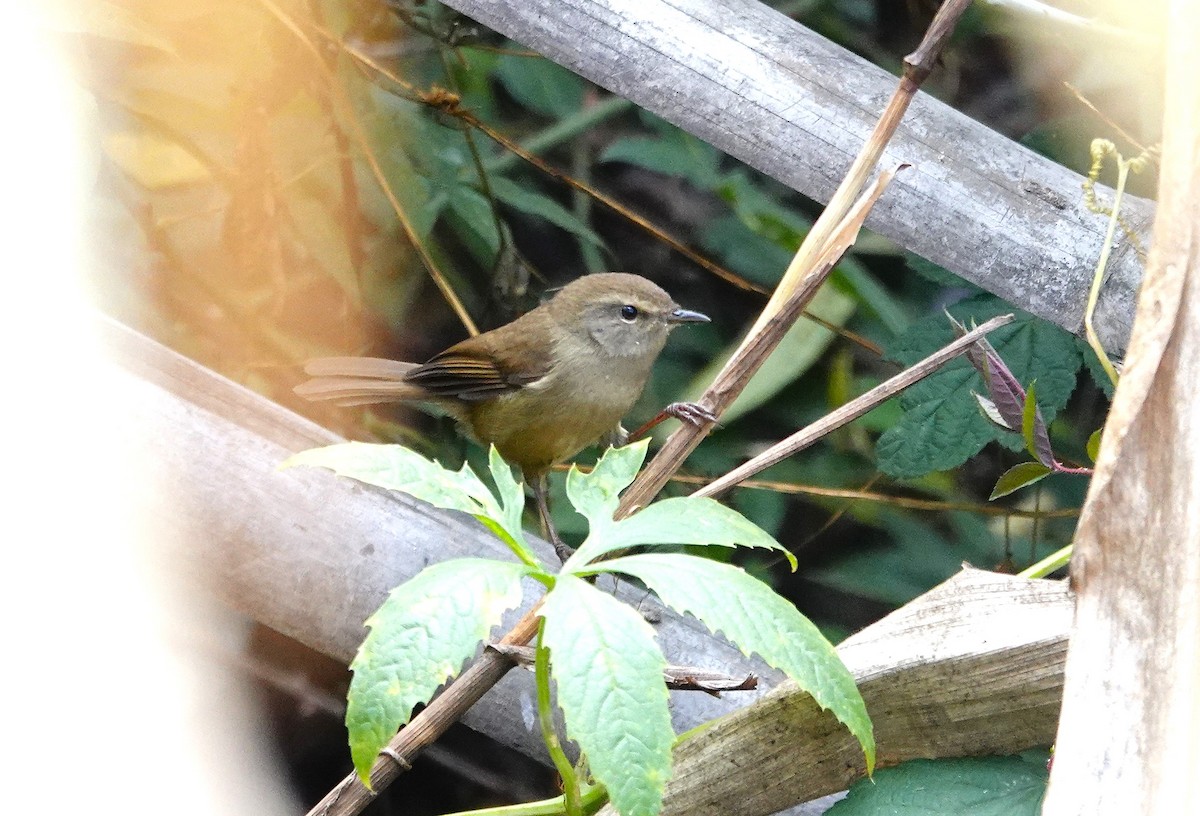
[532,475,573,564]
[627,402,719,441]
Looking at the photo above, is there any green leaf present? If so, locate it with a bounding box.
[494,53,584,117]
[446,185,502,266]
[347,559,531,781]
[1086,428,1103,463]
[600,130,720,189]
[568,497,796,570]
[285,443,544,564]
[877,296,1080,478]
[284,442,497,516]
[877,395,1000,478]
[828,754,1048,815]
[564,440,650,532]
[1020,381,1054,466]
[832,263,911,336]
[701,213,792,287]
[990,462,1053,500]
[597,554,874,773]
[717,169,811,243]
[541,575,672,816]
[489,176,606,249]
[974,392,1013,430]
[1021,381,1039,460]
[485,446,539,565]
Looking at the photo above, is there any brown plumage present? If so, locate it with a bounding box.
[296,273,708,478]
[296,273,709,556]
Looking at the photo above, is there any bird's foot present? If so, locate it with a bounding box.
[553,537,575,565]
[663,401,718,426]
[628,401,718,440]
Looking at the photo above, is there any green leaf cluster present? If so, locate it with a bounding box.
[877,294,1081,478]
[287,441,875,815]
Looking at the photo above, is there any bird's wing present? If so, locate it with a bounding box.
[405,331,552,401]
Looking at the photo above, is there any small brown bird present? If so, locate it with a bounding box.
[295,273,712,555]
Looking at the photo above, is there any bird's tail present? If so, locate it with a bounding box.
[294,357,423,406]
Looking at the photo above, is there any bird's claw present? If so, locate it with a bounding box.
[662,401,718,427]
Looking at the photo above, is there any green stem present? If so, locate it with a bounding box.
[1084,154,1129,388]
[1018,544,1072,579]
[484,96,633,175]
[536,619,583,816]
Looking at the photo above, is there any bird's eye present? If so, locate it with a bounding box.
[619,304,639,322]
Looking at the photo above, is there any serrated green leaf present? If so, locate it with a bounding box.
[828,754,1048,815]
[1086,427,1103,463]
[285,443,545,564]
[347,559,531,781]
[489,176,606,249]
[494,53,584,117]
[878,296,1080,478]
[284,442,498,516]
[486,446,539,565]
[877,395,1000,478]
[567,497,795,570]
[541,575,672,816]
[565,440,650,531]
[598,554,874,773]
[990,462,1053,500]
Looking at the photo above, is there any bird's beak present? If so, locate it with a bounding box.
[668,307,710,324]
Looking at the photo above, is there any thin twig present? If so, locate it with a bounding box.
[1063,82,1154,159]
[694,315,1015,498]
[662,471,1079,519]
